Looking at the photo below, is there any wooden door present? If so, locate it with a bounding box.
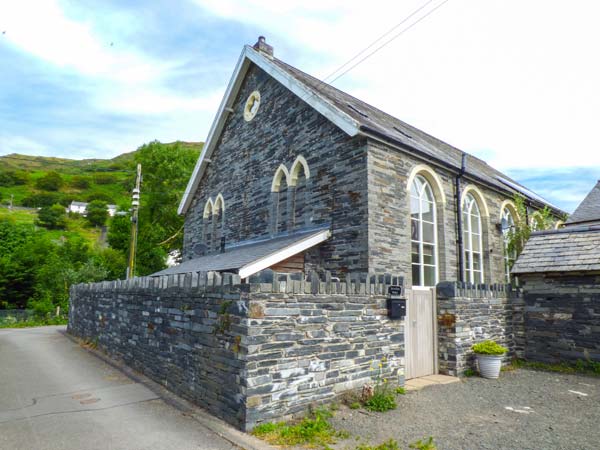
[405,288,437,379]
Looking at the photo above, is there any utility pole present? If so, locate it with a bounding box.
[127,164,142,279]
[8,194,13,210]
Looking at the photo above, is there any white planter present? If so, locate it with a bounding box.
[476,354,504,379]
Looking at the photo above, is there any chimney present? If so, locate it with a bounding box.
[253,36,274,57]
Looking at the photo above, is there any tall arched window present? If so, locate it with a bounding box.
[290,156,310,230]
[203,199,214,253]
[410,175,437,287]
[463,193,483,284]
[271,165,290,234]
[501,206,515,283]
[213,194,225,252]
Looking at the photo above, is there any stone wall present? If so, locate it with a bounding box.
[436,282,525,376]
[520,273,600,363]
[367,139,521,285]
[68,271,405,431]
[183,63,370,275]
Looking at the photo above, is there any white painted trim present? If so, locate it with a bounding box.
[271,165,291,192]
[214,193,225,213]
[406,164,447,205]
[178,45,361,215]
[499,199,519,221]
[289,155,310,186]
[239,229,330,279]
[460,184,490,218]
[203,198,214,218]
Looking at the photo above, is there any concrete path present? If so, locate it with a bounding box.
[0,326,238,450]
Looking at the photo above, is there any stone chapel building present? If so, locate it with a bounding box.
[157,37,564,288]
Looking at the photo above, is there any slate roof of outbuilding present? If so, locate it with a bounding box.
[151,226,329,277]
[511,226,600,274]
[271,57,564,214]
[565,180,600,225]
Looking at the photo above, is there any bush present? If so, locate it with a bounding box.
[35,171,64,191]
[364,388,397,412]
[71,175,91,189]
[21,192,65,208]
[0,170,30,186]
[472,340,507,356]
[36,204,67,229]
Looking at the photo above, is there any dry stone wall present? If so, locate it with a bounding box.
[68,271,405,431]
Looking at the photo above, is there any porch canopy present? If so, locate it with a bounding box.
[152,226,330,280]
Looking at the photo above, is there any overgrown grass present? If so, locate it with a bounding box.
[356,437,437,450]
[512,358,600,376]
[0,315,68,328]
[252,407,349,448]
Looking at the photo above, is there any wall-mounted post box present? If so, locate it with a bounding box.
[387,285,406,320]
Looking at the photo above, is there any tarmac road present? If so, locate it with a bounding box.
[0,326,238,450]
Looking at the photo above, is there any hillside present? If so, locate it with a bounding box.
[0,141,203,210]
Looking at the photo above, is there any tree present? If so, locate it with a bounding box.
[36,204,67,229]
[86,200,108,227]
[35,171,64,191]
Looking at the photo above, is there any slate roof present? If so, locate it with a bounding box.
[271,57,564,214]
[511,226,600,274]
[565,180,600,225]
[151,226,330,277]
[70,201,88,207]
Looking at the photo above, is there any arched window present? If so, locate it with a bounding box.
[410,175,437,287]
[271,165,290,234]
[463,193,484,284]
[213,194,225,252]
[203,198,214,253]
[290,156,310,230]
[501,206,516,283]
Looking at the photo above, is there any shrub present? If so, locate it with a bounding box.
[22,192,65,208]
[472,340,507,356]
[409,437,437,450]
[0,170,29,186]
[71,175,91,189]
[35,171,64,191]
[36,204,67,229]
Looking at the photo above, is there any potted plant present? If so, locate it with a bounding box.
[471,340,508,379]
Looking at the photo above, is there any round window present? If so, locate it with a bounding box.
[243,91,261,122]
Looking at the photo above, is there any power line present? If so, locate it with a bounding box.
[321,0,437,83]
[327,0,450,85]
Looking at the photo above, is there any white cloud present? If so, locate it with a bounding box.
[195,0,600,170]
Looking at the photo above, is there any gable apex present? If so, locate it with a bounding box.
[178,44,361,215]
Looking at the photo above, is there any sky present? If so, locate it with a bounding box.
[1,0,599,213]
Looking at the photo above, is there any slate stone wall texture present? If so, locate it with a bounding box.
[183,63,370,275]
[68,271,405,431]
[367,139,516,285]
[436,282,525,376]
[520,273,600,363]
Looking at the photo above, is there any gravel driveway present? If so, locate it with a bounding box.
[330,369,600,450]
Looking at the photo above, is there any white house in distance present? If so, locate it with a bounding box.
[67,201,118,217]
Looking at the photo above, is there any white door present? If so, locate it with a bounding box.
[405,288,437,379]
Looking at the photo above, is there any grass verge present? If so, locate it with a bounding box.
[511,358,600,376]
[0,315,68,328]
